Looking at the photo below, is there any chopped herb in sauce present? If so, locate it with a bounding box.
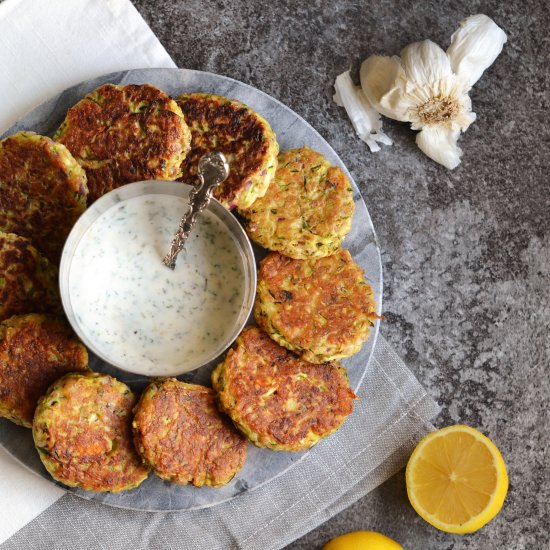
[69,194,245,375]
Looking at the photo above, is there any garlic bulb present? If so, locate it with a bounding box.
[359,14,507,169]
[333,70,392,152]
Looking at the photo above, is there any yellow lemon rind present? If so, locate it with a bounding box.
[322,529,403,549]
[405,424,508,534]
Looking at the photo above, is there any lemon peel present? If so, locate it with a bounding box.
[406,424,508,534]
[323,530,403,550]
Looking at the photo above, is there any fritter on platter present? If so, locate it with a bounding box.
[33,372,150,492]
[132,378,247,487]
[254,250,378,363]
[0,314,89,427]
[176,93,278,210]
[0,131,87,263]
[212,327,357,451]
[245,147,355,259]
[55,83,191,202]
[0,231,61,322]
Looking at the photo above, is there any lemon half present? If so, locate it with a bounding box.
[406,425,508,534]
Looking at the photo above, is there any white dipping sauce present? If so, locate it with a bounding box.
[69,194,245,375]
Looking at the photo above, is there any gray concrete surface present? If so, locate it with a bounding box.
[131,1,549,547]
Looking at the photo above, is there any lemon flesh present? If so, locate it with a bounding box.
[406,424,508,534]
[323,530,403,550]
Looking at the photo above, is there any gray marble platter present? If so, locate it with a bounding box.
[0,69,382,511]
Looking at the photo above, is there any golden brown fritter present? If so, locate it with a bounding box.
[0,314,89,427]
[0,131,88,263]
[0,232,61,322]
[33,372,150,492]
[176,93,278,210]
[245,147,355,259]
[132,379,247,487]
[55,83,191,202]
[254,250,378,363]
[212,327,356,451]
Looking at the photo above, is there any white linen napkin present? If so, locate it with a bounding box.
[0,447,63,544]
[0,0,175,543]
[0,0,176,135]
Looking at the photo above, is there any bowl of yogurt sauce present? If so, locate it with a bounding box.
[59,180,256,376]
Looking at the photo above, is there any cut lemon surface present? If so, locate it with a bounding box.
[406,424,508,534]
[323,530,403,550]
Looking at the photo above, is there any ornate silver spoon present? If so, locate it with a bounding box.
[163,151,230,270]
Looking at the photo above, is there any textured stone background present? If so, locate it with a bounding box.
[132,1,548,548]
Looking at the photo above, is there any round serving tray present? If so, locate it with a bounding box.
[0,68,382,511]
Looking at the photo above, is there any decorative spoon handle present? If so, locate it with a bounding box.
[163,151,230,270]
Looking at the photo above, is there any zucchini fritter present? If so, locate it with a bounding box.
[254,250,378,363]
[33,372,150,492]
[212,327,356,451]
[245,147,355,259]
[176,93,278,210]
[132,379,247,487]
[0,131,87,263]
[55,83,191,202]
[0,232,61,322]
[0,314,88,428]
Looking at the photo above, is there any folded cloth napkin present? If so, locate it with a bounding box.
[0,0,176,134]
[0,0,440,548]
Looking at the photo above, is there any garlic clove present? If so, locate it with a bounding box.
[416,125,462,170]
[333,70,392,152]
[360,55,411,122]
[447,14,507,92]
[400,40,453,86]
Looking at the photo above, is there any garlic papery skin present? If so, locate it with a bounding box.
[333,70,392,153]
[359,14,506,169]
[416,126,462,170]
[447,14,508,92]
